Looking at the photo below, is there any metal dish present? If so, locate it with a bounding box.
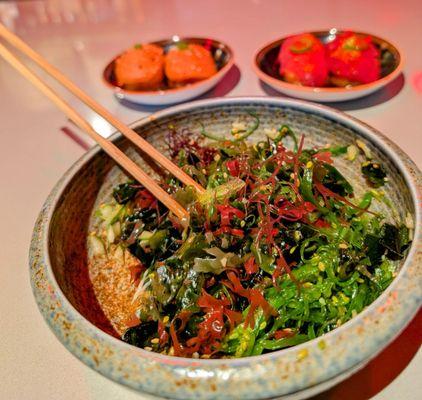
[253,29,403,102]
[103,36,234,105]
[30,97,421,399]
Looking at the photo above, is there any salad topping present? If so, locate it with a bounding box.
[92,117,411,358]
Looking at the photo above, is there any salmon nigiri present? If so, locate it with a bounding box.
[164,43,217,85]
[114,44,164,90]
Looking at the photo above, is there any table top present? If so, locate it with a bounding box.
[0,1,420,399]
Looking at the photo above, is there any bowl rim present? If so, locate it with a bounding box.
[30,96,422,398]
[253,29,404,94]
[102,36,235,96]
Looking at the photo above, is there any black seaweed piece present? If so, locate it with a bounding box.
[113,181,140,204]
[364,233,385,267]
[361,162,387,188]
[380,224,410,261]
[122,320,158,347]
[128,242,157,269]
[364,224,410,267]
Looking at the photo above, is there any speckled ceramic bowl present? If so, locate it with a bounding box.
[30,97,421,400]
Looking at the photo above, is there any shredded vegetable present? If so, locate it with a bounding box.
[94,118,411,358]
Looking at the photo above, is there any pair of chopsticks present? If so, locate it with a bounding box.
[0,23,205,223]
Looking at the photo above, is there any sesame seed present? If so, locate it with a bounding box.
[151,338,159,344]
[306,161,313,168]
[162,316,169,324]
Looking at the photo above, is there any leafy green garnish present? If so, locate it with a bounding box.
[198,178,245,206]
[176,41,189,50]
[193,247,241,274]
[200,112,260,142]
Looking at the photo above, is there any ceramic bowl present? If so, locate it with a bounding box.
[30,97,421,399]
[253,29,403,102]
[103,37,234,105]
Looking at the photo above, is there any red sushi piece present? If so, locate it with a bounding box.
[278,33,328,87]
[326,32,380,85]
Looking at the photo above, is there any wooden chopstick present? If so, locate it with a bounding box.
[0,23,205,194]
[0,41,190,223]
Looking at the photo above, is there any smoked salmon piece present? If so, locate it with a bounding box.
[114,44,164,90]
[164,43,217,85]
[326,32,380,85]
[278,33,328,87]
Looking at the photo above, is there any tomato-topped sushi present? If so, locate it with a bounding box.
[164,43,217,86]
[278,33,328,87]
[326,32,380,86]
[114,44,164,90]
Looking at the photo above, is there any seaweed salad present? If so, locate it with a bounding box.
[91,114,412,358]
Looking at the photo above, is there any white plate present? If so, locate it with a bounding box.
[103,37,234,105]
[253,29,403,102]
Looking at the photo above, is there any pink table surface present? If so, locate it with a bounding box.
[0,1,420,399]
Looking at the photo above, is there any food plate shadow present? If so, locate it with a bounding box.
[114,97,169,113]
[197,64,240,99]
[259,73,405,111]
[116,65,240,112]
[325,73,406,111]
[310,309,422,400]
